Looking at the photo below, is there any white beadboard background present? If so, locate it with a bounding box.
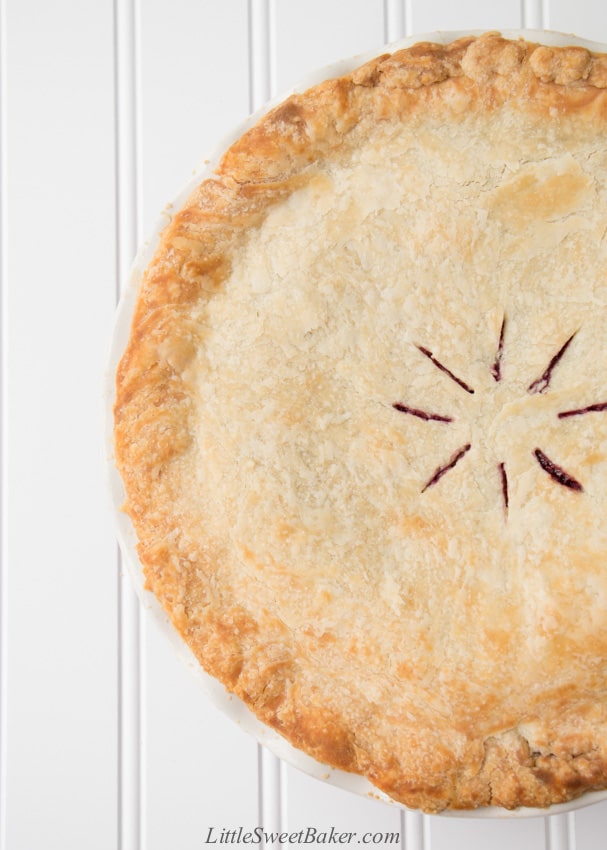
[3,1,607,849]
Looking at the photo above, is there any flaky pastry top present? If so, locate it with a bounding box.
[115,33,607,812]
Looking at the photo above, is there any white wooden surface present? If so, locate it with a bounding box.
[3,1,607,848]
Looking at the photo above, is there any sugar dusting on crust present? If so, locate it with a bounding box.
[114,33,607,812]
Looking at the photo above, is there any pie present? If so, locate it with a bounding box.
[113,32,607,812]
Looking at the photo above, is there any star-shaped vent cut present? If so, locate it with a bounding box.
[392,317,606,512]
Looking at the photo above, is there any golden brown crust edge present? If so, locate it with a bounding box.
[114,32,607,813]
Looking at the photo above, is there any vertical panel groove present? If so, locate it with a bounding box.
[249,0,275,113]
[521,0,544,28]
[259,746,284,846]
[546,812,576,850]
[404,0,414,37]
[113,0,142,847]
[402,809,430,850]
[0,0,7,846]
[248,0,282,839]
[384,0,406,44]
[383,0,416,41]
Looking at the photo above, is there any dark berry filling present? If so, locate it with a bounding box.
[534,448,583,492]
[392,403,453,422]
[499,462,509,512]
[393,322,591,505]
[558,402,607,419]
[491,316,506,383]
[528,333,576,395]
[416,345,475,394]
[421,443,472,493]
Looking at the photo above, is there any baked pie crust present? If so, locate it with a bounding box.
[114,32,607,812]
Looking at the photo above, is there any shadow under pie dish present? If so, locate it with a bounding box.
[111,30,607,814]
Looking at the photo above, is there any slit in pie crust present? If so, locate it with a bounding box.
[114,32,607,813]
